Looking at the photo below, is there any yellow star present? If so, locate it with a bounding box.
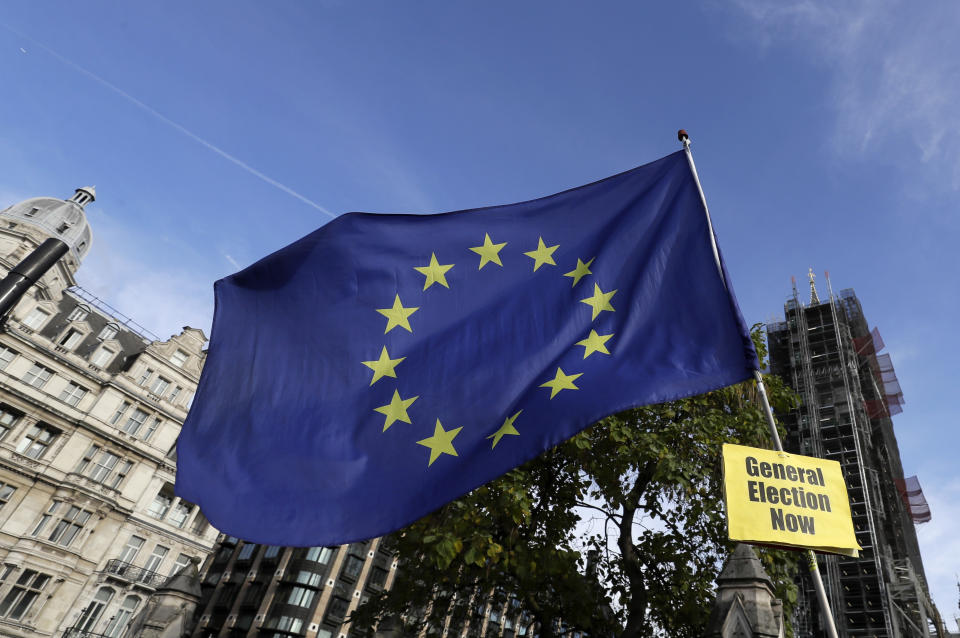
[487,410,522,449]
[540,367,583,399]
[469,233,507,269]
[361,346,405,385]
[376,295,419,333]
[563,257,594,287]
[414,253,454,290]
[523,237,559,272]
[580,283,617,320]
[374,390,418,432]
[417,419,463,466]
[575,330,613,359]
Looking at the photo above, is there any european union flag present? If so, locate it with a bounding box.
[175,150,759,546]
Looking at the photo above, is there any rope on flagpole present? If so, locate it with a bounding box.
[678,129,841,638]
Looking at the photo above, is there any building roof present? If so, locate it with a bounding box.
[0,189,94,262]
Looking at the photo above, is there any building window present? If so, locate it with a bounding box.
[169,385,183,402]
[109,460,133,489]
[237,543,256,561]
[342,554,364,579]
[170,553,192,576]
[149,376,170,395]
[122,408,148,436]
[67,304,90,322]
[369,566,389,588]
[142,417,160,441]
[91,346,115,368]
[294,570,322,587]
[0,482,16,510]
[0,404,22,440]
[0,345,17,370]
[267,616,304,633]
[147,485,174,520]
[76,587,114,631]
[88,450,120,483]
[103,595,140,637]
[170,349,189,367]
[58,328,84,350]
[59,381,88,406]
[136,367,153,386]
[191,510,209,535]
[76,443,100,474]
[32,502,92,547]
[0,569,49,620]
[25,206,39,217]
[16,424,59,459]
[264,545,281,559]
[0,483,17,507]
[327,597,350,619]
[21,363,53,388]
[21,308,50,330]
[118,535,145,563]
[110,401,130,425]
[287,585,317,608]
[169,501,193,529]
[144,545,168,573]
[98,323,119,341]
[305,546,333,564]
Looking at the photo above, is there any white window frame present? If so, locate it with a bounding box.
[122,408,148,436]
[169,349,189,367]
[149,376,171,396]
[58,382,88,407]
[0,345,17,370]
[98,323,119,341]
[58,328,84,350]
[21,363,53,389]
[67,304,90,322]
[0,570,51,620]
[21,307,50,330]
[90,346,115,368]
[143,545,168,573]
[118,535,145,564]
[16,424,59,459]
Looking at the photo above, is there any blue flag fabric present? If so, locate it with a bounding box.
[175,150,759,546]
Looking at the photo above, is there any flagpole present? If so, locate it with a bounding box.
[678,130,841,638]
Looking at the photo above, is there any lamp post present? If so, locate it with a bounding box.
[0,238,69,320]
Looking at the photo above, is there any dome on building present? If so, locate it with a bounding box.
[0,187,94,262]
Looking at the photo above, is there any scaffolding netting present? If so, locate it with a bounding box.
[895,476,932,523]
[858,328,905,417]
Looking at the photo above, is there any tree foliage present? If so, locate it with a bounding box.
[352,327,801,638]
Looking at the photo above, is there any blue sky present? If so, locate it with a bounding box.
[2,0,957,621]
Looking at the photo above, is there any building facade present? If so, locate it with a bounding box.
[0,188,219,637]
[767,273,943,638]
[191,538,396,638]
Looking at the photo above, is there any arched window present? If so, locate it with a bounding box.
[103,595,140,637]
[76,587,114,631]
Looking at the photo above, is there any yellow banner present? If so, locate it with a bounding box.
[722,443,861,557]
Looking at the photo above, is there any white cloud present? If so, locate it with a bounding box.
[73,207,215,341]
[730,0,960,191]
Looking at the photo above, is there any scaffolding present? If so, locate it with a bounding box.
[767,282,941,638]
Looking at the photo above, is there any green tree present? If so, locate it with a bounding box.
[353,327,801,638]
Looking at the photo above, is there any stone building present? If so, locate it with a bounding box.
[0,188,219,636]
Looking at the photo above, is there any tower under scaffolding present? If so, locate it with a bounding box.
[767,276,945,638]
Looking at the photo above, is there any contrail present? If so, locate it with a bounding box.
[2,23,337,219]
